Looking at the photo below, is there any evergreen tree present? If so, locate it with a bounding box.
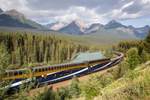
[67,43,70,60]
[55,43,59,63]
[16,47,22,67]
[39,40,44,62]
[44,47,48,63]
[51,40,55,63]
[69,75,79,98]
[0,41,11,70]
[126,48,139,70]
[143,29,150,53]
[24,55,27,65]
[140,49,149,63]
[31,42,37,63]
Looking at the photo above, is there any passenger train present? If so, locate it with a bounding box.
[2,51,124,91]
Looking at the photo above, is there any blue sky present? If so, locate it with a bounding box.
[0,0,150,28]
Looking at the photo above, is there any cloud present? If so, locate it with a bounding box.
[0,0,150,25]
[145,19,150,22]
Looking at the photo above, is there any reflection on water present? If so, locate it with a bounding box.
[65,51,102,63]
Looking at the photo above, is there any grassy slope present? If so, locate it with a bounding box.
[0,26,139,45]
[94,61,150,100]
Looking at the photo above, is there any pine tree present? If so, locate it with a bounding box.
[67,43,70,60]
[0,41,11,70]
[143,29,150,53]
[44,47,48,63]
[16,47,21,67]
[31,42,37,63]
[55,43,59,63]
[51,40,55,63]
[24,55,27,65]
[140,49,149,63]
[126,48,139,70]
[39,40,44,62]
[11,51,15,64]
[69,75,79,98]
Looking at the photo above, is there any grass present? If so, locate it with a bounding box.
[96,61,150,100]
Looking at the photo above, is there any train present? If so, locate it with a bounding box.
[2,51,124,91]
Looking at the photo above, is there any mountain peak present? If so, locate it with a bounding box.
[104,20,124,29]
[1,9,26,18]
[144,25,150,28]
[73,18,89,28]
[0,8,3,14]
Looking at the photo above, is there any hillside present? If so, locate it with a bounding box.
[0,9,49,30]
[85,26,138,38]
[0,26,139,45]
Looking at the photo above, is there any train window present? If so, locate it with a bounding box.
[19,71,22,75]
[23,70,29,75]
[70,71,72,74]
[45,68,48,71]
[39,68,41,72]
[59,72,62,76]
[51,67,53,70]
[57,66,59,69]
[67,71,69,74]
[3,72,8,77]
[49,67,51,71]
[63,72,66,75]
[42,68,44,72]
[35,69,38,73]
[52,74,56,78]
[9,72,13,77]
[14,71,18,76]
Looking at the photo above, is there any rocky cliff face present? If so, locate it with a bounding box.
[84,23,101,34]
[59,18,89,35]
[116,27,134,35]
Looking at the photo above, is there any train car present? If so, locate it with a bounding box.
[1,51,124,91]
[34,57,111,85]
[1,69,32,91]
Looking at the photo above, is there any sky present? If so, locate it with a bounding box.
[0,0,150,28]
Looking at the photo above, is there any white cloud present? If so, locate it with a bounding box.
[145,19,150,22]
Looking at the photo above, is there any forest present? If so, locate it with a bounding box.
[0,31,89,70]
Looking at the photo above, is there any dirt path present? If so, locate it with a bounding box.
[29,64,119,95]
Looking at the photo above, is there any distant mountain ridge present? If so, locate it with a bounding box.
[0,9,49,30]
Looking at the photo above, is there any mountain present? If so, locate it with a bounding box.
[0,9,49,30]
[84,23,101,34]
[44,21,66,30]
[127,25,150,38]
[59,18,89,35]
[0,8,3,14]
[104,20,134,35]
[104,20,125,29]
